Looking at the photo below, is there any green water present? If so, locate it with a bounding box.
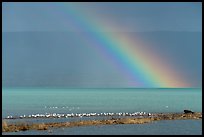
[2,88,202,118]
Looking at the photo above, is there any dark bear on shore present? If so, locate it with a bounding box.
[184,110,194,114]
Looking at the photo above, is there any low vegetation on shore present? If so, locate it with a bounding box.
[2,112,202,132]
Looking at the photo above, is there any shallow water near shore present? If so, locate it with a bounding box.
[2,120,202,135]
[2,88,202,135]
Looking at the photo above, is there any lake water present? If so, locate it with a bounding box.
[2,88,202,135]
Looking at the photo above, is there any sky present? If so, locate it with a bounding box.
[2,2,202,88]
[2,2,202,32]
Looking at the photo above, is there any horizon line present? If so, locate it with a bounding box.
[2,86,202,89]
[2,30,202,33]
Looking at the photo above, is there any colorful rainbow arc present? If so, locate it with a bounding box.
[55,3,189,87]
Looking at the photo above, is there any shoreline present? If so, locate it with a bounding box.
[2,112,202,133]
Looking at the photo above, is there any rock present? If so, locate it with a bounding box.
[184,110,194,114]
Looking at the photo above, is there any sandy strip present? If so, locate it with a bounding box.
[2,112,202,132]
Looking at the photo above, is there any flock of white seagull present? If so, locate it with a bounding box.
[6,111,153,119]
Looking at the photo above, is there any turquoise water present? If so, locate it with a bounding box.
[2,88,202,135]
[2,88,202,118]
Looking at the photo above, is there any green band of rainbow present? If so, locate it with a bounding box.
[53,3,189,87]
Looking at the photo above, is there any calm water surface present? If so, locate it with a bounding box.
[2,120,202,135]
[2,88,202,135]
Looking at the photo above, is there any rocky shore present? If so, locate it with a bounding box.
[2,112,202,132]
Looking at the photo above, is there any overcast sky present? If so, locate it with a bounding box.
[2,2,202,88]
[2,2,202,32]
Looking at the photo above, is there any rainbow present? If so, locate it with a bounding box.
[54,3,189,87]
